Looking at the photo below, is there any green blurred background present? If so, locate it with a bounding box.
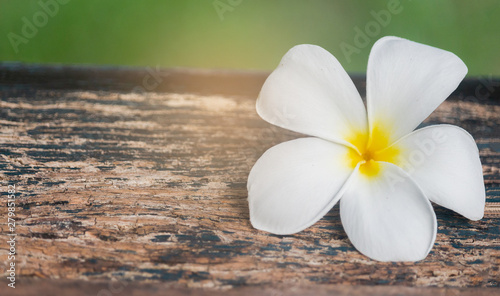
[1,0,499,76]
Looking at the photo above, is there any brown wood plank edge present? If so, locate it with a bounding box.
[0,63,499,295]
[5,279,500,296]
[0,62,499,100]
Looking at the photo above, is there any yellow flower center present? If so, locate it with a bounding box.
[346,125,400,178]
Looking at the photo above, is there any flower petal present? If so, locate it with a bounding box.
[340,162,437,261]
[248,137,355,235]
[257,44,367,147]
[393,125,485,220]
[367,36,467,144]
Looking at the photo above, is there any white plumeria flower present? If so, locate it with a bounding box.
[247,36,486,262]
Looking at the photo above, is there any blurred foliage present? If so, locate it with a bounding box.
[0,0,499,76]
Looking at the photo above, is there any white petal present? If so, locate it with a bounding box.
[257,44,367,147]
[340,163,437,262]
[367,36,467,144]
[248,137,355,235]
[393,125,485,220]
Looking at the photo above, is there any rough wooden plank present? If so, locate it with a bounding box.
[0,64,499,293]
[5,279,500,296]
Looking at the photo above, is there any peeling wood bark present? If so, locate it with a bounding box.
[0,64,499,294]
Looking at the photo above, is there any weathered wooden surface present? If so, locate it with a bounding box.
[5,279,500,296]
[0,63,499,294]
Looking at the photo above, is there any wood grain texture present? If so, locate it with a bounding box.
[0,64,499,294]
